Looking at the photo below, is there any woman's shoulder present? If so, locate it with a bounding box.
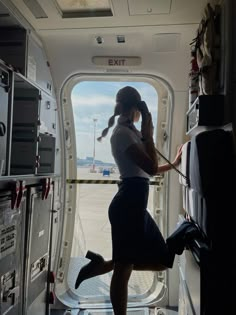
[112,124,134,139]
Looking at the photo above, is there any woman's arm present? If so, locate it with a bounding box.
[126,101,182,176]
[125,142,158,175]
[141,112,159,173]
[126,144,182,176]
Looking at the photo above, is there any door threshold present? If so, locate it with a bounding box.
[81,308,149,315]
[50,308,178,315]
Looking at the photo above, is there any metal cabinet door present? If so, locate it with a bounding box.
[27,37,54,96]
[0,194,26,315]
[0,67,10,176]
[10,80,40,175]
[24,187,52,313]
[39,91,57,136]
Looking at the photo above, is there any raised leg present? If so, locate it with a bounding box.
[75,251,113,289]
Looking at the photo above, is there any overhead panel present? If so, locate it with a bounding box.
[152,33,181,52]
[23,0,48,19]
[53,0,113,18]
[128,0,171,15]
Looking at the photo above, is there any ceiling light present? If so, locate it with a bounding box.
[54,0,113,18]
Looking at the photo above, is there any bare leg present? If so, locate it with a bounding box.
[110,262,133,315]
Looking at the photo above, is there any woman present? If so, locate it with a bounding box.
[75,86,182,315]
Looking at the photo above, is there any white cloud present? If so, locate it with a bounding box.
[72,94,115,107]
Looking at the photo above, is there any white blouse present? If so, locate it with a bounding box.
[110,116,150,179]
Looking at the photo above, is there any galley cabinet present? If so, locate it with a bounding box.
[0,64,11,176]
[24,184,53,314]
[0,189,26,315]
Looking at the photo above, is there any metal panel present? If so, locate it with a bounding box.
[39,92,57,136]
[27,37,53,95]
[25,188,52,311]
[184,250,200,315]
[0,193,26,315]
[10,76,40,175]
[178,263,195,315]
[0,66,10,176]
[37,134,56,174]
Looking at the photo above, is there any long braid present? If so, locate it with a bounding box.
[97,103,121,142]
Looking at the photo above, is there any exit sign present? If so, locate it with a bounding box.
[92,56,141,66]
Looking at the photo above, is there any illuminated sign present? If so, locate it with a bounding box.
[92,56,141,66]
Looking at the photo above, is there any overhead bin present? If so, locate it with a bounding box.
[0,28,27,75]
[0,27,54,96]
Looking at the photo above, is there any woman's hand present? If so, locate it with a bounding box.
[137,101,154,139]
[172,144,183,166]
[136,100,149,114]
[141,112,154,139]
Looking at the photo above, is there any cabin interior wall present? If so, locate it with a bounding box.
[40,25,196,94]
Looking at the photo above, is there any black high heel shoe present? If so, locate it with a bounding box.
[75,250,104,289]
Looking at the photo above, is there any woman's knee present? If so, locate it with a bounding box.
[113,262,133,281]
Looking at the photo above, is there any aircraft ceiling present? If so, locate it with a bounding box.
[6,0,216,31]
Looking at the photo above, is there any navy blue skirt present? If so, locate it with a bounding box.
[108,177,173,267]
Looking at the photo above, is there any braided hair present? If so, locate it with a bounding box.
[97,86,141,142]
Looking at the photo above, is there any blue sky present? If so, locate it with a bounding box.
[71,81,158,163]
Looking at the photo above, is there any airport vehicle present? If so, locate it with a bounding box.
[0,0,235,314]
